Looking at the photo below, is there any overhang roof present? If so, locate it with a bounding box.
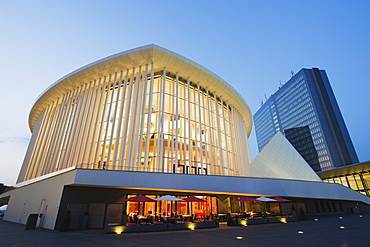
[317,161,370,178]
[9,168,370,205]
[29,44,252,135]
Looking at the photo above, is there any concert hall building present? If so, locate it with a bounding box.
[1,45,369,230]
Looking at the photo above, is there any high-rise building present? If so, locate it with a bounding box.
[254,68,358,172]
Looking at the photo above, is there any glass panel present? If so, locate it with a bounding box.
[346,175,358,190]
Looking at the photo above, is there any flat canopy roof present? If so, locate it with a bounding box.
[10,168,370,205]
[29,44,252,136]
[318,161,370,178]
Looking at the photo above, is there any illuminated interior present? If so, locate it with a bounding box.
[125,194,217,221]
[21,69,250,181]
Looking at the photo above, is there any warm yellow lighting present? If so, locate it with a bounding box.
[360,215,363,218]
[298,231,304,234]
[188,223,195,231]
[240,220,247,226]
[340,226,345,229]
[339,216,342,219]
[314,218,318,221]
[116,231,122,234]
[236,236,243,240]
[279,218,287,223]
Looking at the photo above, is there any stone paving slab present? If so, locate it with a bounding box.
[1,214,369,247]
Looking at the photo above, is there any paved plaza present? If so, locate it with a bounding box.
[1,214,369,247]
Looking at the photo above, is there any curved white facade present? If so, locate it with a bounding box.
[18,45,252,182]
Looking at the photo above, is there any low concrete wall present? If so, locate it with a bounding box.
[104,221,216,234]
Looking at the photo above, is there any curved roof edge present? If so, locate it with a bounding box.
[29,44,252,136]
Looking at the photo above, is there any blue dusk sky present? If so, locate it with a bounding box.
[0,0,369,185]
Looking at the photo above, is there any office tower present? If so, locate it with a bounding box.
[254,68,358,171]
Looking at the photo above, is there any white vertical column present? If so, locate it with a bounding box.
[39,101,61,176]
[232,109,241,174]
[119,67,136,170]
[83,79,102,166]
[66,83,89,167]
[127,66,142,170]
[88,78,106,166]
[106,71,123,170]
[77,80,97,166]
[42,95,65,174]
[214,93,224,175]
[186,78,192,173]
[40,98,63,175]
[50,91,73,172]
[97,75,114,167]
[221,100,230,175]
[179,81,185,170]
[27,104,53,179]
[93,75,111,167]
[157,68,166,172]
[135,65,149,170]
[143,63,155,172]
[197,83,204,174]
[72,81,93,167]
[112,70,129,170]
[100,73,118,169]
[227,103,238,175]
[174,73,179,172]
[59,87,81,170]
[201,91,210,174]
[206,88,215,175]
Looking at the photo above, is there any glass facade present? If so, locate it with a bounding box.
[254,68,358,171]
[125,194,217,222]
[284,126,320,172]
[322,172,370,197]
[19,67,250,182]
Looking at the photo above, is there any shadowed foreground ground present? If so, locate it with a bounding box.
[1,214,369,247]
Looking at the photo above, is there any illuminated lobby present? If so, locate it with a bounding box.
[1,45,369,230]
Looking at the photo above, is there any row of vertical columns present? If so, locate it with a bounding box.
[21,62,251,181]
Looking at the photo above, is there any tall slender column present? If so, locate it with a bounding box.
[135,64,149,170]
[127,66,142,170]
[206,88,215,175]
[221,99,230,175]
[112,70,129,170]
[119,67,136,170]
[214,93,224,175]
[143,63,155,172]
[197,83,204,174]
[157,68,166,172]
[186,78,192,173]
[77,80,98,166]
[106,71,123,170]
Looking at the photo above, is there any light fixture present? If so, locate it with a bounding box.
[116,231,122,235]
[280,218,287,223]
[360,215,363,218]
[340,226,345,229]
[236,236,243,240]
[314,219,318,221]
[298,231,304,234]
[339,216,342,219]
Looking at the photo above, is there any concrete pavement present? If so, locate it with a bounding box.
[0,214,369,247]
